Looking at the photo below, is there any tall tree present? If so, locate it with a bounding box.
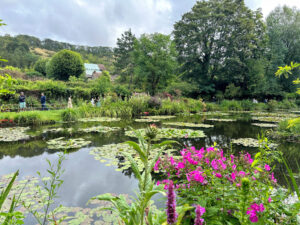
[173,0,267,96]
[114,29,136,86]
[133,33,178,95]
[266,5,300,93]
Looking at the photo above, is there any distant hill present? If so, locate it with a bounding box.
[0,34,115,72]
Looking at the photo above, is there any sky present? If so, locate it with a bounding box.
[0,0,299,47]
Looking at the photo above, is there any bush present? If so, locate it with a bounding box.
[60,108,79,122]
[128,95,150,117]
[166,81,198,97]
[113,84,131,98]
[148,96,161,109]
[240,99,254,111]
[26,71,44,77]
[14,112,43,125]
[220,100,242,111]
[34,58,48,76]
[46,50,84,81]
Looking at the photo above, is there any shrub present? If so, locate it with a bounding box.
[34,58,48,76]
[148,96,161,109]
[14,112,42,125]
[60,108,79,122]
[128,95,149,117]
[46,49,84,81]
[240,99,254,111]
[220,100,242,111]
[26,71,44,77]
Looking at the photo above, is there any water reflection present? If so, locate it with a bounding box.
[0,113,299,210]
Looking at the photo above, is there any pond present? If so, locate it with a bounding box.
[0,112,299,224]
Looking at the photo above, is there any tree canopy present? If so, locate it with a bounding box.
[133,33,178,95]
[46,50,84,81]
[173,0,267,96]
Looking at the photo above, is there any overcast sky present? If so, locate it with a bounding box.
[0,0,299,47]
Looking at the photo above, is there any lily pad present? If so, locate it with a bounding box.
[79,126,120,133]
[0,127,31,142]
[42,127,65,134]
[90,143,178,171]
[125,128,206,139]
[251,123,278,128]
[252,117,284,123]
[231,138,278,148]
[0,174,125,225]
[47,137,91,149]
[134,118,160,122]
[163,122,213,128]
[206,118,236,122]
[141,115,176,120]
[78,117,121,122]
[198,112,230,116]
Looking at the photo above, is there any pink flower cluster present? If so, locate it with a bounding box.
[246,203,265,223]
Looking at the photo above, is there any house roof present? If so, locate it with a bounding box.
[84,63,101,76]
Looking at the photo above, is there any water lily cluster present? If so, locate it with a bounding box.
[154,146,298,224]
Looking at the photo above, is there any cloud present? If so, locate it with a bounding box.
[245,0,299,17]
[0,0,298,47]
[0,0,193,47]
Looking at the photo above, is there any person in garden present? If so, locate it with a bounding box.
[96,97,101,107]
[19,92,26,111]
[91,97,95,106]
[68,96,73,108]
[40,93,47,110]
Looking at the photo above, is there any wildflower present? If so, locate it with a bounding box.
[156,181,160,186]
[231,172,236,181]
[166,180,177,224]
[230,154,235,163]
[239,171,246,177]
[268,197,272,203]
[232,164,237,170]
[246,203,265,223]
[215,173,222,178]
[270,172,277,183]
[264,164,271,171]
[154,158,160,171]
[194,205,205,225]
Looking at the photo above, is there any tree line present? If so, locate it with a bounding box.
[114,1,300,100]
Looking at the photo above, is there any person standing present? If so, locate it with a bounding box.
[91,97,95,106]
[19,92,26,111]
[96,97,101,107]
[68,96,73,108]
[41,93,47,110]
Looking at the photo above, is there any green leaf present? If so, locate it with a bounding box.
[124,141,147,163]
[0,170,19,210]
[122,152,142,182]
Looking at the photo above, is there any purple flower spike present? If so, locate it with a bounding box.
[166,180,177,224]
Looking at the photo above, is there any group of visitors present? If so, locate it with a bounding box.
[18,92,101,111]
[90,97,101,107]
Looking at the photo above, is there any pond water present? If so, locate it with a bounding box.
[0,112,299,224]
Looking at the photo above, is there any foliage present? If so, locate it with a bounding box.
[92,127,178,225]
[34,58,48,76]
[24,152,66,225]
[114,29,136,86]
[0,74,16,96]
[60,108,79,122]
[94,75,111,96]
[0,170,24,225]
[155,139,299,224]
[133,33,178,95]
[173,0,266,96]
[46,49,84,81]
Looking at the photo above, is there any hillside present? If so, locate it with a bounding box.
[0,34,115,72]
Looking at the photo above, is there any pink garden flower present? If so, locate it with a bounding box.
[264,164,271,171]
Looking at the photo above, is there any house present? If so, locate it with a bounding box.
[84,63,102,79]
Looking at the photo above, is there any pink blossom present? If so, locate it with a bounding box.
[264,164,271,171]
[215,173,222,178]
[231,172,236,181]
[270,172,277,183]
[232,164,237,170]
[268,197,272,203]
[154,159,160,171]
[239,171,246,177]
[230,155,235,163]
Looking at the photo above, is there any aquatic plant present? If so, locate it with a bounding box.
[163,122,213,128]
[125,128,206,139]
[0,127,31,142]
[78,125,120,133]
[47,137,91,149]
[251,123,278,128]
[206,118,236,122]
[78,117,121,122]
[231,137,278,148]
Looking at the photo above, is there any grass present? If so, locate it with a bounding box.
[0,110,63,125]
